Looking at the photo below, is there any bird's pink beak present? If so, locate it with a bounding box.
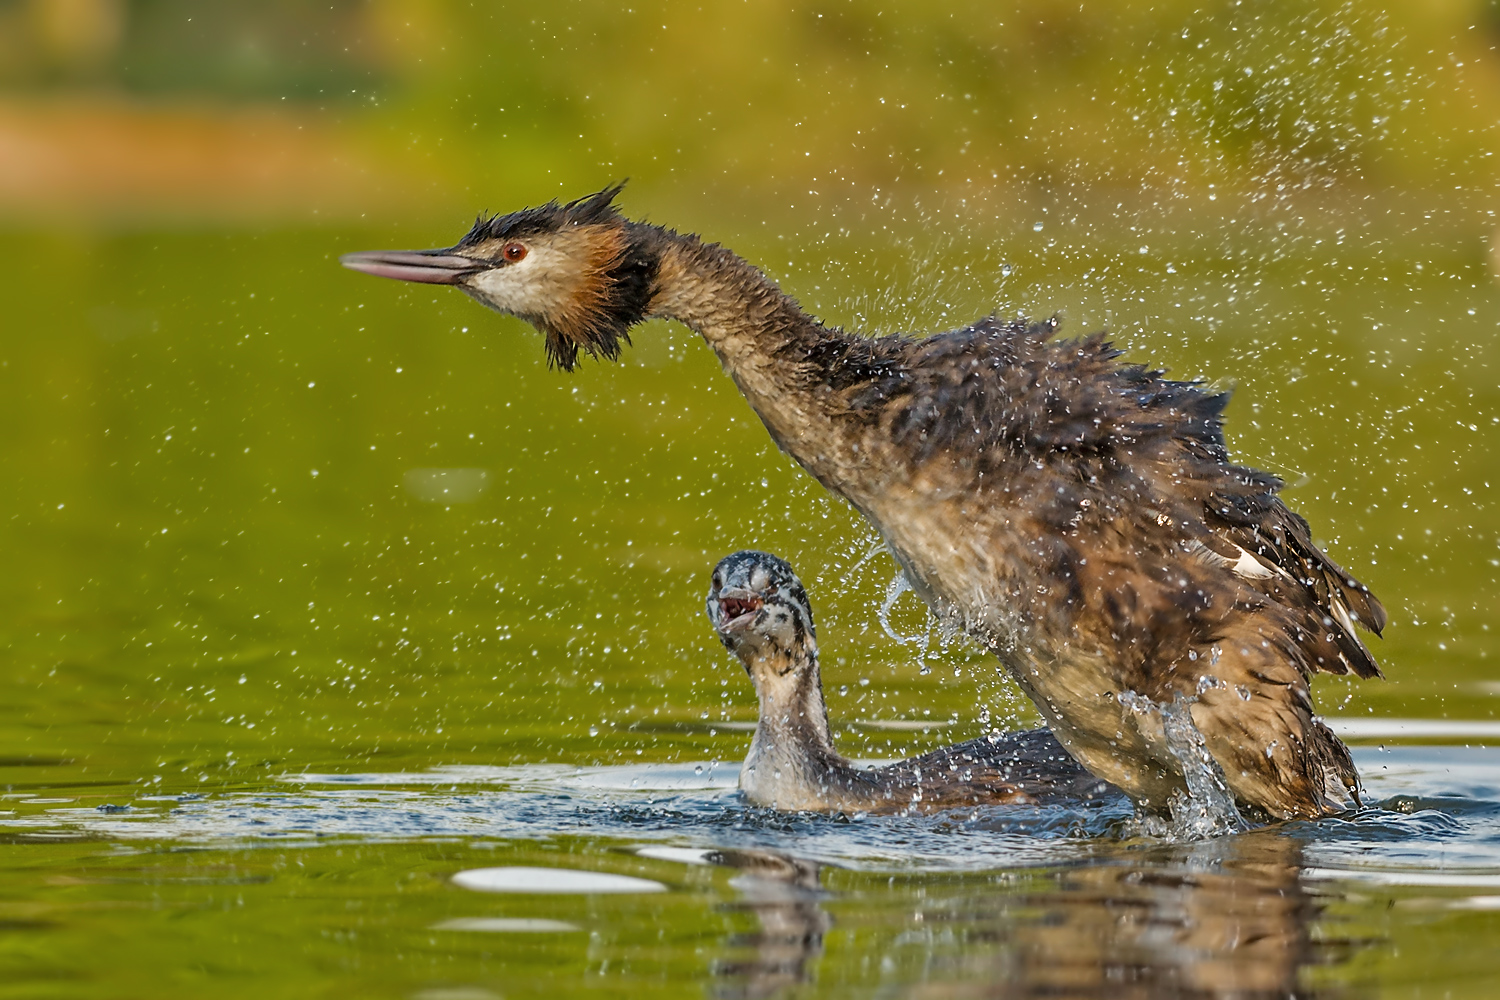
[339,249,481,285]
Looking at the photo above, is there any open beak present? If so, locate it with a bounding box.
[339,248,482,285]
[716,589,763,633]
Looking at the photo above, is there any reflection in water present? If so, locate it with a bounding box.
[708,834,1363,1000]
[11,750,1500,996]
[709,849,831,1000]
[936,833,1344,999]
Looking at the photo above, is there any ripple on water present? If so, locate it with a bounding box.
[1,745,1499,885]
[1299,746,1500,888]
[451,867,667,894]
[431,918,584,932]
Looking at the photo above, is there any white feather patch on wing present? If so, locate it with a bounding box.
[1329,597,1357,636]
[1230,546,1276,580]
[1186,539,1234,570]
[1190,539,1283,581]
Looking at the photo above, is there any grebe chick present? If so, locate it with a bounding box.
[343,185,1385,819]
[706,550,1116,814]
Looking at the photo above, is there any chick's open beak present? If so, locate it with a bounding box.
[340,249,481,285]
[715,590,763,632]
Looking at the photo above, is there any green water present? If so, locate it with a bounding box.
[1,222,1499,997]
[0,822,1493,999]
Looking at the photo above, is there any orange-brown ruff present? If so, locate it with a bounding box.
[342,186,1387,820]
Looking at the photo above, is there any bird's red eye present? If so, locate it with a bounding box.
[502,242,527,263]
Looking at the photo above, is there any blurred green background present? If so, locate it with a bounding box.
[2,4,1500,999]
[0,0,1497,791]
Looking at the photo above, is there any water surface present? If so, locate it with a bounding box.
[1,223,1497,996]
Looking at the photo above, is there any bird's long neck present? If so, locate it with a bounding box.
[739,646,855,807]
[640,225,845,470]
[745,648,834,759]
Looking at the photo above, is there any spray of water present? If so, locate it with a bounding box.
[1120,689,1247,841]
[877,572,932,674]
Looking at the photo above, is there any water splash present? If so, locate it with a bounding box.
[1120,690,1247,840]
[878,572,932,673]
[843,538,889,578]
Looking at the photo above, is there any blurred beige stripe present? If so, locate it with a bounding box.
[0,97,437,225]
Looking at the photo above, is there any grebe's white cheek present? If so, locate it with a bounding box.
[468,264,532,315]
[469,241,591,320]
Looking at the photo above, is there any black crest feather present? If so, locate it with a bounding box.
[458,182,629,248]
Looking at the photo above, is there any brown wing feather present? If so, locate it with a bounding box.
[1202,484,1385,679]
[801,315,1383,817]
[818,316,1386,687]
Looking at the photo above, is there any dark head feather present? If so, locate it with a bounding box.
[458,182,629,248]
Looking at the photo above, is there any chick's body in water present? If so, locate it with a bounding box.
[342,185,1386,820]
[706,550,1115,814]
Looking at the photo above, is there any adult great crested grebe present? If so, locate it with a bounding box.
[705,550,1115,813]
[342,185,1386,820]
